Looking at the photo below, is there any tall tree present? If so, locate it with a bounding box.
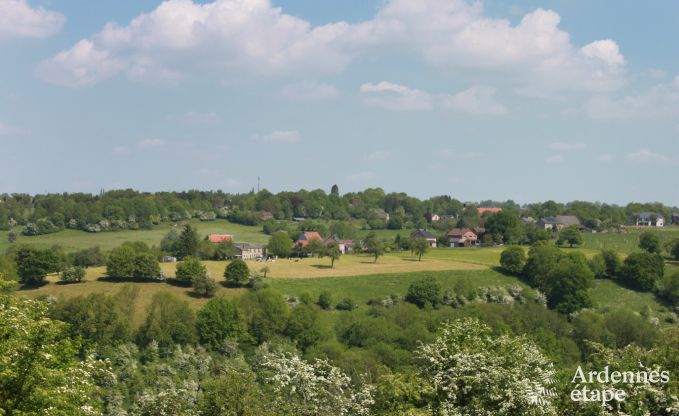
[175,224,200,259]
[556,225,583,248]
[412,237,429,261]
[267,231,293,258]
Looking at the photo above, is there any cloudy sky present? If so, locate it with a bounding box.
[1,0,678,205]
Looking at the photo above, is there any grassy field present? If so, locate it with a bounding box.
[0,219,267,253]
[581,227,679,254]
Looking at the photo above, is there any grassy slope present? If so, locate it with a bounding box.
[0,219,267,253]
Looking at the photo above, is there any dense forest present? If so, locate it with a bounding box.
[1,188,676,235]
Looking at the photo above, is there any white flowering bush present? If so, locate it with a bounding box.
[259,351,375,416]
[416,317,558,416]
[0,295,109,415]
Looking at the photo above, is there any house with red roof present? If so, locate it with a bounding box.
[448,228,486,247]
[208,234,233,244]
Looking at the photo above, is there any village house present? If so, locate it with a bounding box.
[537,215,581,231]
[448,228,485,247]
[635,212,665,227]
[411,229,437,247]
[323,236,355,254]
[208,234,233,244]
[260,211,274,221]
[429,213,441,222]
[234,243,265,260]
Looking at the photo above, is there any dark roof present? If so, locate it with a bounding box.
[638,212,664,219]
[541,215,581,226]
[411,229,435,239]
[448,228,478,237]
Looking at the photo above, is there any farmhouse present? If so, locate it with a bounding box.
[297,231,322,246]
[234,243,265,260]
[208,234,233,244]
[635,212,664,227]
[324,236,354,254]
[429,214,441,222]
[260,211,274,221]
[448,228,485,247]
[537,215,581,231]
[411,229,437,247]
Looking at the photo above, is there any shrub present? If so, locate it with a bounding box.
[620,252,664,291]
[133,253,161,279]
[639,231,661,254]
[318,290,333,310]
[193,273,218,298]
[499,246,526,274]
[600,249,622,278]
[336,298,357,311]
[72,246,106,268]
[405,276,442,308]
[588,254,606,279]
[224,259,250,286]
[60,266,86,283]
[196,298,247,349]
[176,257,207,285]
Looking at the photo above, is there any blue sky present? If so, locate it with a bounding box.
[1,0,678,205]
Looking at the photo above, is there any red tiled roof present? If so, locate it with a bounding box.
[448,228,478,238]
[477,207,503,214]
[300,231,322,241]
[208,234,233,243]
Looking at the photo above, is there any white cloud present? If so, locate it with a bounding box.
[112,146,130,156]
[252,130,301,143]
[37,0,350,86]
[360,81,433,111]
[37,0,625,95]
[0,0,65,40]
[626,149,668,163]
[585,76,679,119]
[346,171,376,182]
[549,142,586,151]
[579,40,624,66]
[280,80,340,101]
[183,111,219,125]
[443,85,507,115]
[599,154,614,163]
[137,138,165,149]
[0,121,30,137]
[546,155,564,164]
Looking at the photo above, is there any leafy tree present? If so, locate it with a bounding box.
[197,239,216,260]
[500,246,526,274]
[416,318,557,415]
[325,241,342,268]
[620,252,664,291]
[668,238,679,261]
[193,272,217,298]
[523,243,562,291]
[176,256,207,285]
[239,288,289,343]
[412,237,429,261]
[587,253,606,279]
[484,211,526,244]
[267,231,292,258]
[318,290,333,310]
[545,253,594,314]
[50,291,133,347]
[405,276,442,308]
[198,361,267,415]
[60,265,86,283]
[14,245,62,285]
[305,238,325,257]
[364,232,386,263]
[260,266,270,278]
[175,224,200,259]
[214,239,236,260]
[224,259,250,286]
[72,246,106,268]
[136,292,197,350]
[556,225,582,248]
[659,272,679,306]
[106,244,136,278]
[196,297,248,349]
[133,252,161,279]
[600,249,622,278]
[639,231,661,254]
[160,227,180,254]
[285,303,325,352]
[0,296,106,415]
